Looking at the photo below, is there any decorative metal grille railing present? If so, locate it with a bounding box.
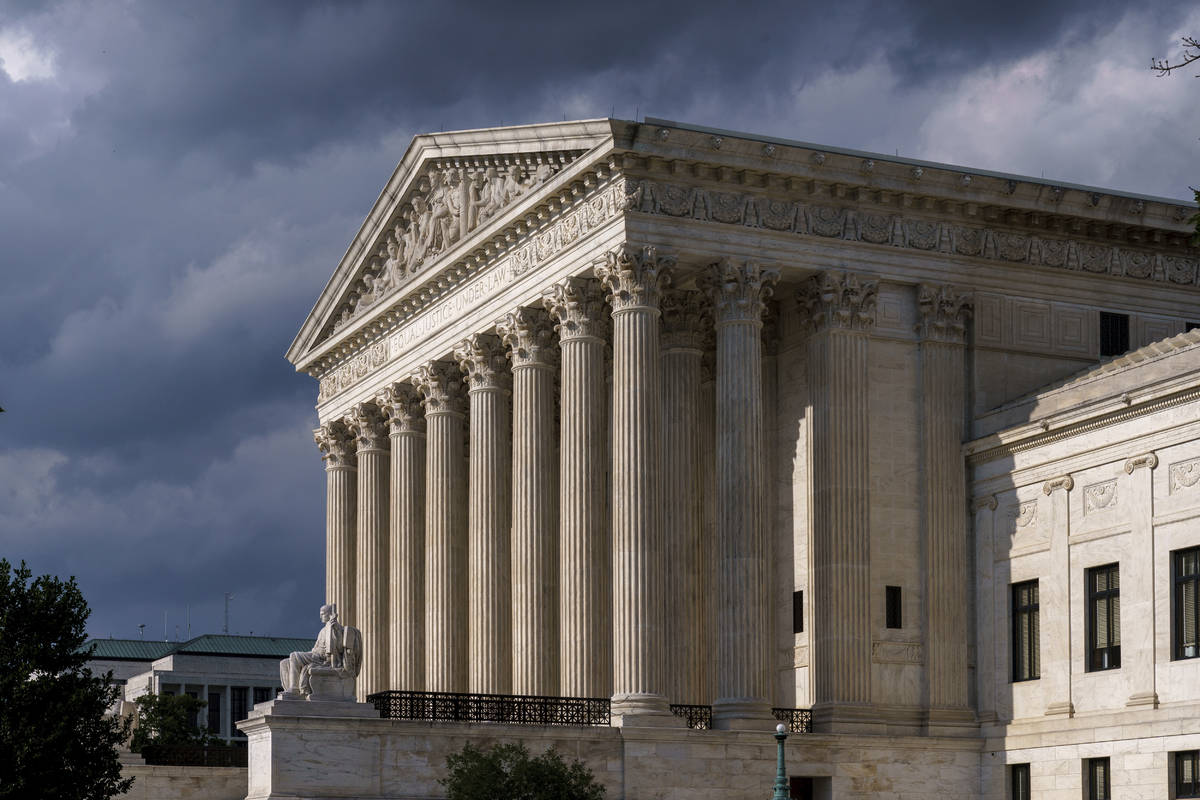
[669,704,713,730]
[139,744,248,768]
[366,690,611,727]
[771,707,813,733]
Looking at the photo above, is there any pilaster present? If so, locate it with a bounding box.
[414,360,469,693]
[972,495,998,723]
[347,402,391,700]
[701,259,780,729]
[1123,452,1159,709]
[379,383,425,692]
[595,244,680,726]
[1042,474,1075,718]
[916,283,974,734]
[544,277,612,699]
[498,307,560,696]
[800,270,878,733]
[454,334,513,694]
[314,422,357,631]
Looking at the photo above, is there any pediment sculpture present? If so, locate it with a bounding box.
[279,603,363,702]
[330,160,562,335]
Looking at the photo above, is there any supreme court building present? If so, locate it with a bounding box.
[264,118,1200,799]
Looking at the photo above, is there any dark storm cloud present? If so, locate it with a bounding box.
[0,0,1194,639]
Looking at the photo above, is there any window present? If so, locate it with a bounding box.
[792,590,804,634]
[1187,322,1200,332]
[885,586,902,629]
[1012,580,1040,681]
[1087,757,1110,800]
[231,688,249,727]
[253,686,274,706]
[1087,563,1121,671]
[1099,312,1130,357]
[1009,764,1030,800]
[207,691,221,733]
[1175,547,1200,660]
[1177,751,1200,799]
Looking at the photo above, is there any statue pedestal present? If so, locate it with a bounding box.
[308,671,357,702]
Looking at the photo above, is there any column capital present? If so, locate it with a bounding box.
[347,402,389,452]
[916,283,973,343]
[1043,475,1075,495]
[661,289,710,351]
[314,421,356,469]
[543,277,608,343]
[497,307,559,369]
[594,244,674,313]
[798,270,878,332]
[413,361,467,416]
[1124,452,1159,473]
[699,259,780,325]
[454,333,512,391]
[378,383,425,435]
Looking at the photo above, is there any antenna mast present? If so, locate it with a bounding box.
[223,593,234,634]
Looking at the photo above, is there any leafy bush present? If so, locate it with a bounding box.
[441,741,606,800]
[130,693,211,752]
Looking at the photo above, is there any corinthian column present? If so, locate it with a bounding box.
[659,289,709,706]
[379,383,425,691]
[314,422,356,629]
[453,334,513,695]
[544,277,611,699]
[917,284,974,734]
[595,244,679,725]
[347,402,390,700]
[800,271,877,732]
[498,307,560,697]
[701,260,780,728]
[414,361,468,693]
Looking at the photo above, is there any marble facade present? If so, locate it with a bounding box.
[272,118,1200,798]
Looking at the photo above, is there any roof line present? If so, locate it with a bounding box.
[643,117,1198,207]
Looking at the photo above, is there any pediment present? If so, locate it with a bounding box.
[287,120,618,368]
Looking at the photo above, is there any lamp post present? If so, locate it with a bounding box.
[772,722,790,800]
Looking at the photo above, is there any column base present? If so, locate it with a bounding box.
[712,697,774,731]
[610,693,683,728]
[811,702,888,735]
[1126,691,1159,708]
[1044,700,1075,717]
[926,707,978,738]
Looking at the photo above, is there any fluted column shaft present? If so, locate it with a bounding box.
[917,285,973,723]
[499,308,560,696]
[381,384,425,691]
[415,362,469,693]
[546,278,612,698]
[349,404,390,700]
[703,261,779,728]
[801,271,877,731]
[660,290,708,705]
[315,423,357,629]
[595,245,678,724]
[455,335,513,694]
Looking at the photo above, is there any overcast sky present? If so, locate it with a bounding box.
[1,1,1197,642]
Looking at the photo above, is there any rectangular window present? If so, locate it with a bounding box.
[1099,312,1130,357]
[792,590,804,634]
[1087,757,1110,800]
[885,586,902,629]
[1087,563,1121,671]
[207,691,221,733]
[253,686,273,706]
[1175,546,1200,660]
[1178,751,1200,799]
[231,688,249,728]
[1012,580,1040,681]
[1009,763,1030,800]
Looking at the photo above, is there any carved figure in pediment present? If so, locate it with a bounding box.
[500,165,526,205]
[405,198,431,271]
[476,167,504,224]
[384,235,405,284]
[422,172,453,256]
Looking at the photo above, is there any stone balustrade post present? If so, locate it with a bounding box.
[702,259,780,728]
[314,422,357,630]
[544,277,612,699]
[454,334,513,695]
[414,361,469,693]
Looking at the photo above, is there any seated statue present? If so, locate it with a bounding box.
[279,604,362,701]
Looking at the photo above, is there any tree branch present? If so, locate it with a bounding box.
[1151,36,1200,77]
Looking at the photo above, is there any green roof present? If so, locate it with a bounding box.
[82,634,315,662]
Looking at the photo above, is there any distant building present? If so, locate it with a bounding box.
[85,634,313,741]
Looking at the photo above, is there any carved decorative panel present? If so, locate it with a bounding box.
[1170,457,1200,494]
[1083,480,1118,515]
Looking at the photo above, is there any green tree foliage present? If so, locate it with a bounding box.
[0,559,133,800]
[130,693,211,752]
[441,741,606,800]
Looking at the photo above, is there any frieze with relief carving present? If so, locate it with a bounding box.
[621,177,1199,287]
